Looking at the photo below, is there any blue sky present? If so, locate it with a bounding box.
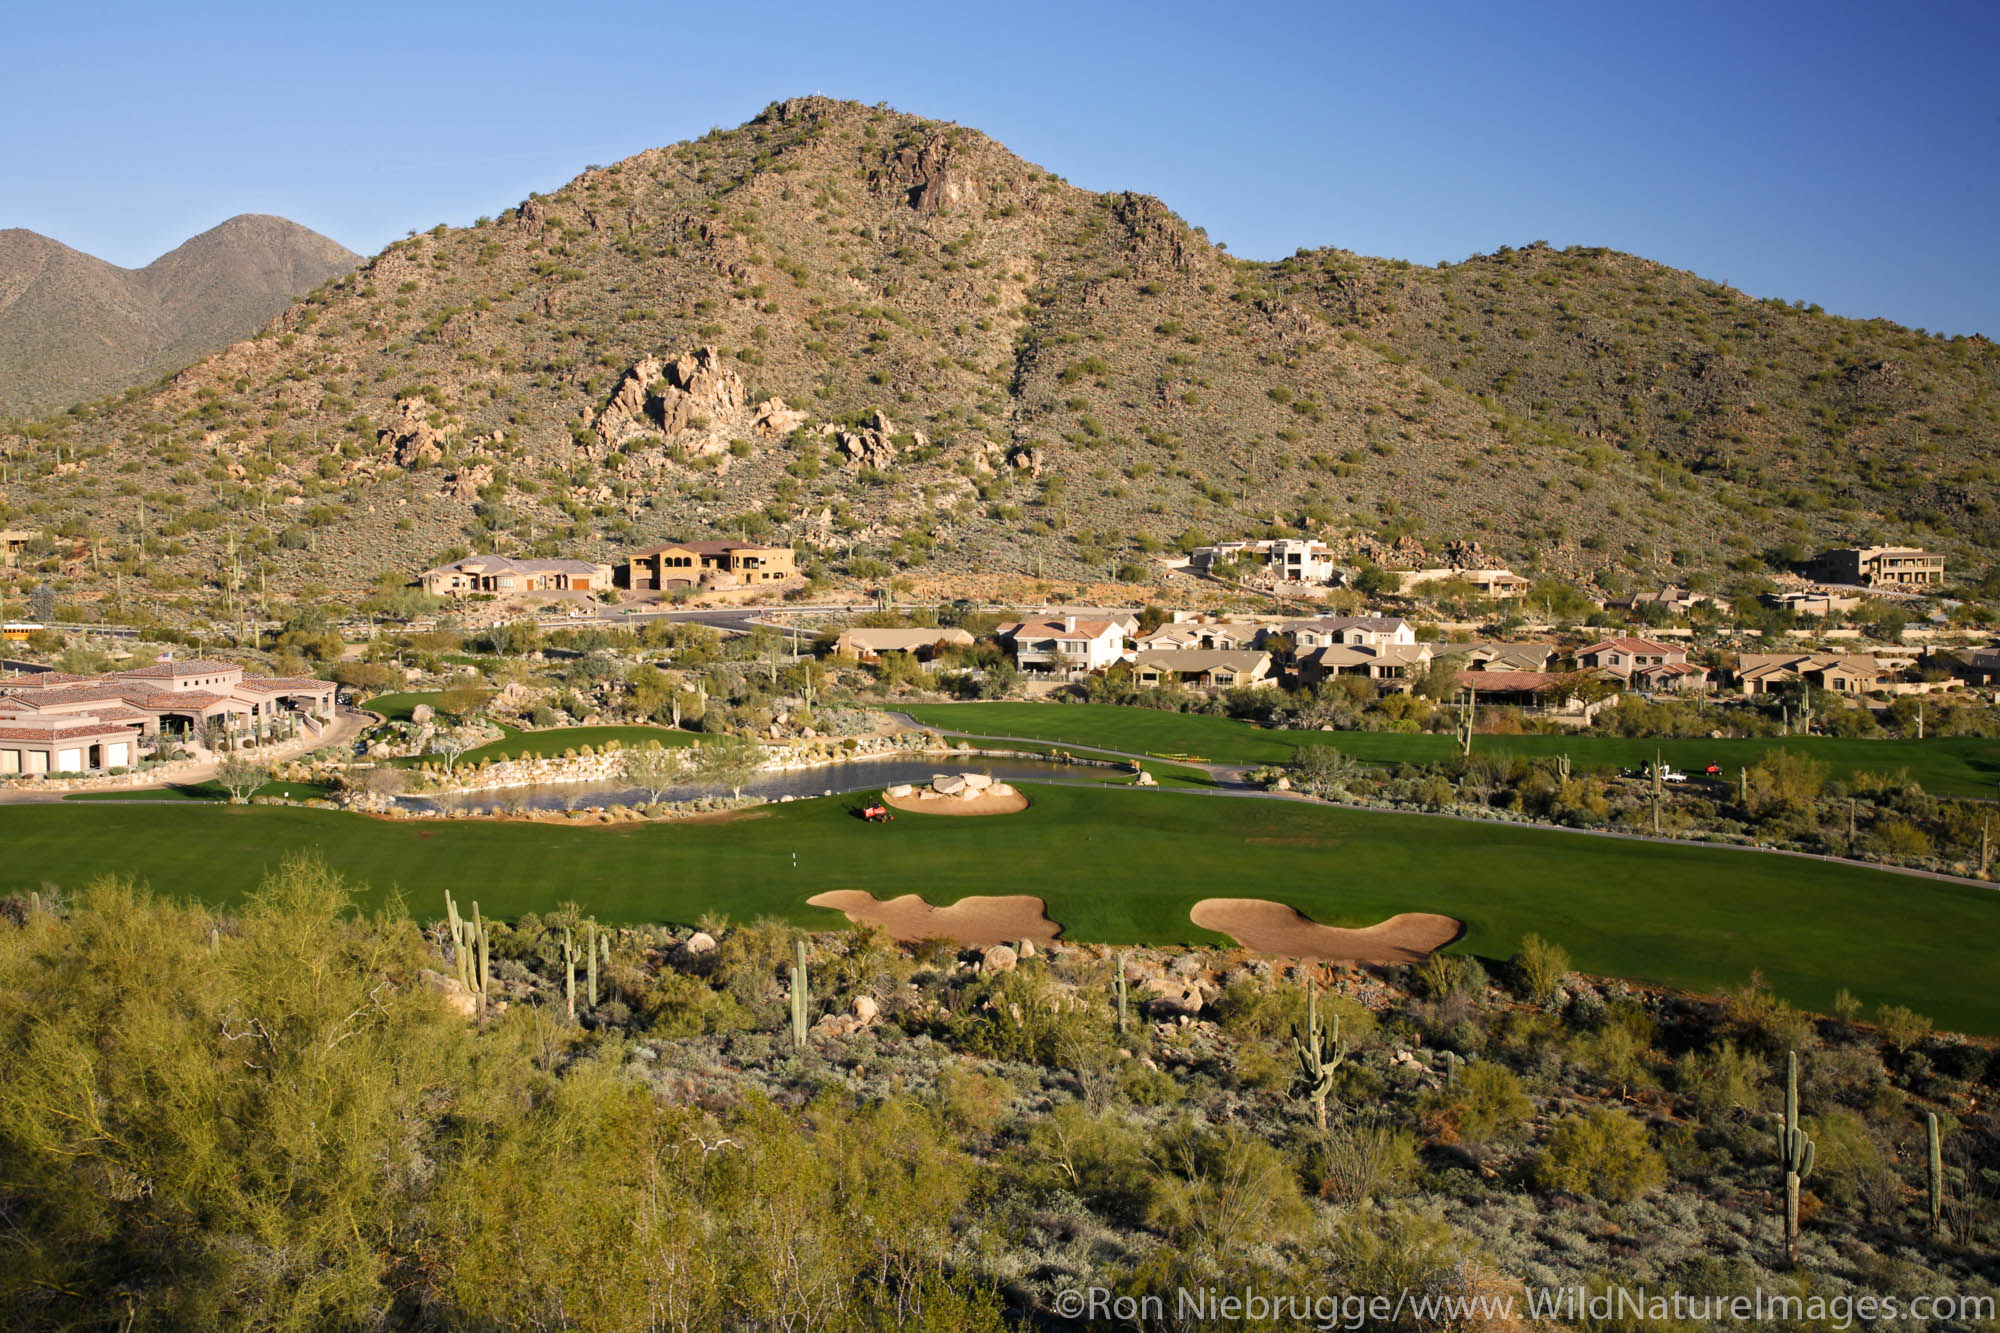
[4,0,1995,334]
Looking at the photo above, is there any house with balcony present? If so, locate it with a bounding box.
[1296,642,1434,688]
[996,616,1132,677]
[623,540,797,590]
[1806,547,1945,588]
[1189,538,1336,585]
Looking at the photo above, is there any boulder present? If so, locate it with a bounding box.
[851,995,880,1024]
[749,397,808,437]
[980,945,1018,974]
[1016,939,1036,959]
[931,774,967,797]
[1141,978,1204,1018]
[409,704,435,725]
[961,772,994,792]
[419,968,479,1019]
[1134,769,1158,787]
[683,931,718,956]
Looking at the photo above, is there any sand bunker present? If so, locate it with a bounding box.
[881,773,1029,816]
[1190,898,1461,965]
[808,890,1060,946]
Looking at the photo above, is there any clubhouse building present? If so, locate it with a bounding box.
[0,659,335,776]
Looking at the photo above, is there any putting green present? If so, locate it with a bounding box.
[4,785,1996,1034]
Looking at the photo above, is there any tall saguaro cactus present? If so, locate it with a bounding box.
[789,940,810,1048]
[1927,1111,1945,1240]
[562,924,577,1021]
[1114,951,1130,1036]
[1290,974,1348,1131]
[1779,1050,1816,1263]
[587,920,600,1010]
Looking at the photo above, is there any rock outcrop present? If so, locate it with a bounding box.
[828,409,916,470]
[380,397,447,470]
[590,346,805,469]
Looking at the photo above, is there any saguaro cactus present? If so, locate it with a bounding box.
[473,900,491,1012]
[1114,951,1130,1036]
[1290,975,1348,1131]
[789,940,809,1048]
[1928,1111,1945,1240]
[562,924,576,1021]
[1779,1049,1816,1263]
[587,920,599,1010]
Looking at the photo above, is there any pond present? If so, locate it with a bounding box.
[401,754,1112,814]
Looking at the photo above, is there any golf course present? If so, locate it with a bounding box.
[4,784,1997,1034]
[900,702,2000,795]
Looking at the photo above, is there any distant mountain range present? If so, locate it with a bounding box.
[3,98,1996,611]
[0,215,358,416]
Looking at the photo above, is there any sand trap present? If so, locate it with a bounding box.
[1190,898,1462,965]
[808,890,1060,946]
[882,786,1030,816]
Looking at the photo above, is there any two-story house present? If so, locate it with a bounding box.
[1283,616,1415,651]
[996,616,1133,677]
[1575,637,1688,679]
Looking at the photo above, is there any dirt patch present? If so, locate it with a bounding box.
[882,786,1029,816]
[1190,897,1461,965]
[807,890,1060,946]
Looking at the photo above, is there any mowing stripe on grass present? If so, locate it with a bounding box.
[4,785,1995,1034]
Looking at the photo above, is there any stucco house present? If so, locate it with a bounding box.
[0,659,335,776]
[1806,547,1944,588]
[1575,637,1688,679]
[419,554,613,597]
[1282,616,1414,650]
[1733,653,1888,696]
[832,627,975,662]
[1130,650,1276,691]
[997,616,1131,676]
[623,541,796,590]
[1296,642,1435,688]
[1135,618,1265,652]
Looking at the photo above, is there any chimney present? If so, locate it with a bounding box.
[1064,616,1076,632]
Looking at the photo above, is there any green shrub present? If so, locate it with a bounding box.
[1424,1061,1531,1148]
[1532,1108,1665,1200]
[1512,932,1570,1007]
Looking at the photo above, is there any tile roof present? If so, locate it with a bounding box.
[1578,637,1679,656]
[118,659,243,679]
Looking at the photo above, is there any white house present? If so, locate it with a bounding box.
[997,616,1130,676]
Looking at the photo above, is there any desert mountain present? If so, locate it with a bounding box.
[2,97,1994,615]
[0,215,359,417]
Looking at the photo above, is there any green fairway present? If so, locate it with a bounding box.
[456,725,698,765]
[901,703,2000,796]
[363,691,441,723]
[64,777,337,803]
[5,787,1996,1034]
